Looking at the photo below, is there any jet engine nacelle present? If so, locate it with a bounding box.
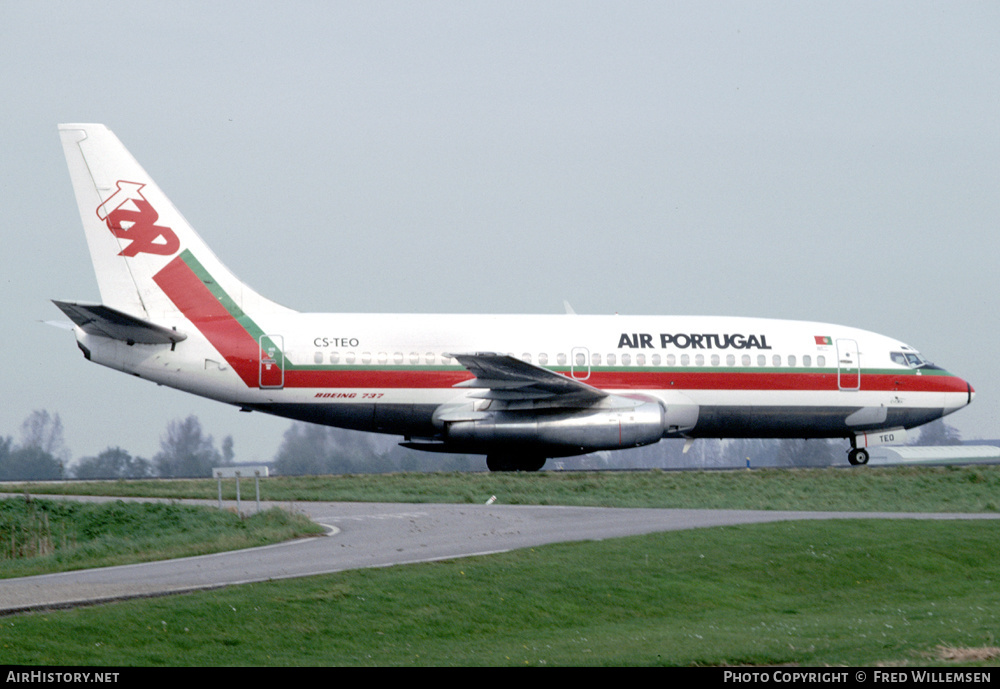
[444,396,666,452]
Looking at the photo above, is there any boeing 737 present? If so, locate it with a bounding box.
[54,124,974,471]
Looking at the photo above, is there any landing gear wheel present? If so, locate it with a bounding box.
[486,454,547,472]
[486,454,512,472]
[848,448,870,466]
[519,455,546,472]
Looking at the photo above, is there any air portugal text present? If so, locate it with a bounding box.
[618,332,773,350]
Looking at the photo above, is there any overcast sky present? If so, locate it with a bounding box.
[3,1,998,465]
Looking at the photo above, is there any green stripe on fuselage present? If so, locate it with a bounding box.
[179,249,281,357]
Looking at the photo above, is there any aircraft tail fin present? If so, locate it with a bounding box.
[58,124,292,322]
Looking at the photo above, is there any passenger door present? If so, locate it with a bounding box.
[836,338,860,391]
[259,335,284,389]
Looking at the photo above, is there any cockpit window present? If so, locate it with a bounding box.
[891,351,929,368]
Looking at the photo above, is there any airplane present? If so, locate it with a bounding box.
[54,123,975,471]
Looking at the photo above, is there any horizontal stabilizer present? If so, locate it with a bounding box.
[52,300,186,345]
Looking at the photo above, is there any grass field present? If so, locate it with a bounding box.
[2,466,999,666]
[0,497,323,579]
[2,519,998,666]
[8,463,1000,512]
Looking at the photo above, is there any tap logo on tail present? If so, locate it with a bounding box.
[96,181,180,257]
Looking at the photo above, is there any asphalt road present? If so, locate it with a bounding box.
[2,497,999,614]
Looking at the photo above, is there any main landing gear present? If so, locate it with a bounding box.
[486,454,547,472]
[847,447,870,466]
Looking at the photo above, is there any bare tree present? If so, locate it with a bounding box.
[153,416,223,478]
[272,422,478,474]
[18,410,70,463]
[221,435,235,464]
[913,419,963,446]
[73,447,153,480]
[0,445,64,480]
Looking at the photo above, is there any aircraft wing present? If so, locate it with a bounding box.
[53,300,187,345]
[449,352,607,404]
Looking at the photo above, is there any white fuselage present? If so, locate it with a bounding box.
[78,310,973,449]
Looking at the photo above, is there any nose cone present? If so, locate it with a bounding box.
[940,373,974,415]
[952,377,975,410]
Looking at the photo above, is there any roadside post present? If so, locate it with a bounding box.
[213,465,269,513]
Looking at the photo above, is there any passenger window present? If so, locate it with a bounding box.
[425,352,435,364]
[710,354,720,366]
[817,355,826,367]
[539,353,549,365]
[622,353,632,365]
[742,354,751,366]
[773,355,781,367]
[788,355,796,367]
[651,354,661,366]
[666,354,676,366]
[377,352,388,365]
[346,352,356,364]
[803,355,811,367]
[330,352,340,364]
[607,353,616,365]
[394,352,403,364]
[757,355,766,366]
[681,354,690,366]
[314,352,323,364]
[695,354,704,366]
[557,353,567,366]
[592,353,602,366]
[362,352,372,364]
[726,354,736,366]
[409,352,419,364]
[576,352,587,366]
[636,353,645,365]
[522,353,532,364]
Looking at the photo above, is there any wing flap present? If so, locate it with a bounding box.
[449,352,606,405]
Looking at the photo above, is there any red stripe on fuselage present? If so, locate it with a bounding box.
[153,256,260,386]
[286,369,471,389]
[277,368,965,393]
